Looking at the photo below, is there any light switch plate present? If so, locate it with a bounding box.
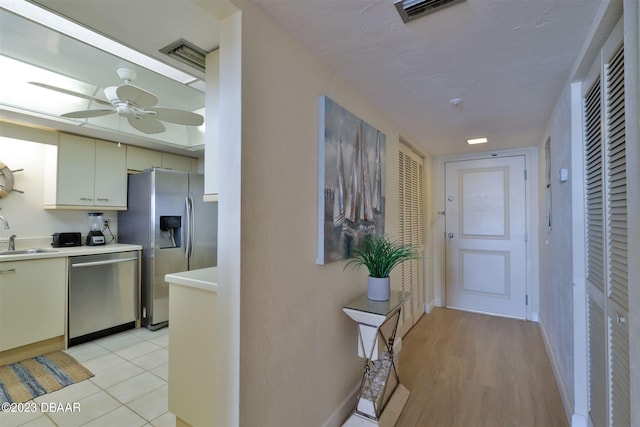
[558,168,569,182]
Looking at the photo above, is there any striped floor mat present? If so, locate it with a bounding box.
[0,351,93,404]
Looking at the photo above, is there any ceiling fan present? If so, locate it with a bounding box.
[30,67,204,134]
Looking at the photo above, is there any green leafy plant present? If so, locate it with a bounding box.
[344,234,417,278]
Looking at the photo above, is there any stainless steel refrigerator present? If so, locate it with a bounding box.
[118,168,217,330]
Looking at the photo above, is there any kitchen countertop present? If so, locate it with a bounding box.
[0,243,142,262]
[165,267,218,292]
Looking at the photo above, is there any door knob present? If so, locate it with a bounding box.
[448,233,454,239]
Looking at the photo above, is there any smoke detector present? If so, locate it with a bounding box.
[395,0,466,24]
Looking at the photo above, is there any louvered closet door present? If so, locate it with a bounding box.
[604,36,630,427]
[398,143,425,337]
[584,18,629,427]
[585,72,608,427]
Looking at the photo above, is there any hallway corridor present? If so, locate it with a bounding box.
[397,308,568,427]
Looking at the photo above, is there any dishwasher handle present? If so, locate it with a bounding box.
[70,257,138,268]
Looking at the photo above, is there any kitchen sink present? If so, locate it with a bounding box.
[0,248,59,256]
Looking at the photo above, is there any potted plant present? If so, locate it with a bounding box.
[344,234,417,301]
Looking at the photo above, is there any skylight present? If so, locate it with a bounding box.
[1,0,200,85]
[0,4,206,150]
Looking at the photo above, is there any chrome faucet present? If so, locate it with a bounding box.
[0,216,13,251]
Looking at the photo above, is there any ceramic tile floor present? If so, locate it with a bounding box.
[0,327,174,427]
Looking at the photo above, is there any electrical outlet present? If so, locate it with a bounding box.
[103,218,110,227]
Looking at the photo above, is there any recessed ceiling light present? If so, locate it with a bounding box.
[467,137,488,145]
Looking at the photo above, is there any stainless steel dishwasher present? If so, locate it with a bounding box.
[68,251,139,346]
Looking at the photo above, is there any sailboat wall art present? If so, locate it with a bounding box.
[317,96,386,265]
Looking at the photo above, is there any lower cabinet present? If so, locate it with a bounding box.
[0,258,66,352]
[167,277,217,427]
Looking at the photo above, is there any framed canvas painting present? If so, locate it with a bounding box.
[317,96,385,265]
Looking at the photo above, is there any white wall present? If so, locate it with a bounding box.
[220,3,408,426]
[0,136,118,246]
[537,84,575,420]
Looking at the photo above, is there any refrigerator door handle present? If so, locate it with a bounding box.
[189,196,196,258]
[184,197,191,259]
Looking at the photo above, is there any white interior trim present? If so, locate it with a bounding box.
[322,383,360,427]
[570,78,589,424]
[539,317,574,423]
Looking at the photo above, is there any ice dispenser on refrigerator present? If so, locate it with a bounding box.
[159,216,181,248]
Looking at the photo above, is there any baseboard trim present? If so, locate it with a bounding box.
[538,318,574,424]
[571,413,588,427]
[426,300,435,313]
[531,311,539,322]
[0,336,64,365]
[322,383,360,427]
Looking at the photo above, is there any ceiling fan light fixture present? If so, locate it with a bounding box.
[160,39,208,73]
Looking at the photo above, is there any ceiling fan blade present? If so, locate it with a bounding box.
[128,116,165,134]
[62,109,115,119]
[29,82,112,106]
[149,108,204,126]
[117,84,158,108]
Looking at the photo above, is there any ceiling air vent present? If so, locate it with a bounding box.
[394,0,466,23]
[160,39,208,73]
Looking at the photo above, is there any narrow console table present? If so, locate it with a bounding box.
[342,291,411,427]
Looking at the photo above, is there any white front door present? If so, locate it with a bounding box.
[445,156,527,318]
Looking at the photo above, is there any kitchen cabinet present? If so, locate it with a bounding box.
[126,145,162,172]
[166,268,217,427]
[162,153,194,172]
[44,133,127,209]
[94,140,128,206]
[126,145,196,173]
[0,258,66,352]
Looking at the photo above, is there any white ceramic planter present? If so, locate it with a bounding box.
[368,276,390,301]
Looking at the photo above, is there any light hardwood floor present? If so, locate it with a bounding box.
[396,308,568,427]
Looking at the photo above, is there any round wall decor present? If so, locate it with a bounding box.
[0,161,21,198]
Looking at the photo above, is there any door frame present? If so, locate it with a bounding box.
[433,147,539,321]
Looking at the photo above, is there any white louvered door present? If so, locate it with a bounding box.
[584,18,630,427]
[604,34,630,427]
[585,68,608,427]
[397,143,425,337]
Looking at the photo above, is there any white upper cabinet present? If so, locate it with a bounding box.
[55,133,95,206]
[162,153,194,172]
[95,139,127,207]
[126,145,195,173]
[126,145,162,172]
[44,133,127,210]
